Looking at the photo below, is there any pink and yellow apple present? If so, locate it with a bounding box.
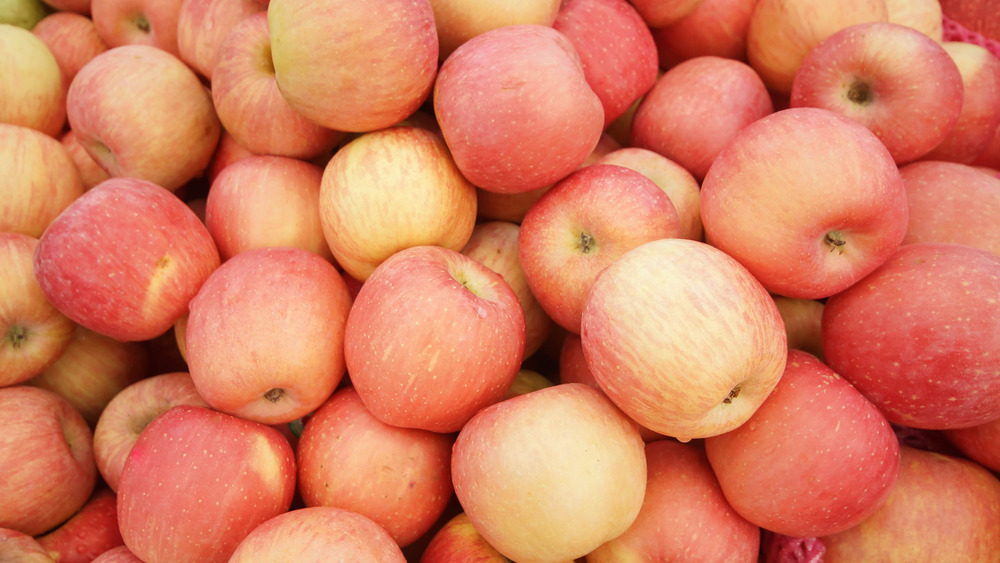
[32,11,109,83]
[0,23,65,137]
[652,0,756,69]
[176,0,266,79]
[90,0,183,55]
[428,0,560,58]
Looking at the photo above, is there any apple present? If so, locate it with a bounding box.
[39,0,90,14]
[631,55,774,181]
[899,160,1000,256]
[117,405,296,563]
[33,177,221,343]
[433,24,604,194]
[211,12,342,161]
[772,296,825,361]
[581,238,788,442]
[822,242,1000,429]
[746,0,889,96]
[651,0,757,69]
[428,0,560,58]
[790,22,965,165]
[90,0,183,55]
[0,23,65,138]
[940,0,1000,41]
[452,383,646,562]
[460,220,553,359]
[66,44,221,193]
[596,147,704,241]
[553,0,659,128]
[319,126,477,281]
[587,439,761,562]
[0,528,54,562]
[36,488,123,563]
[700,107,909,299]
[60,129,110,191]
[922,41,1000,164]
[267,0,438,133]
[204,155,332,261]
[185,246,351,425]
[296,387,455,547]
[518,163,682,334]
[176,0,266,80]
[0,232,76,388]
[0,0,50,29]
[205,128,255,185]
[0,386,96,536]
[228,507,406,562]
[92,372,209,492]
[819,445,1000,561]
[505,368,556,398]
[419,512,508,563]
[32,11,109,83]
[629,0,703,27]
[91,546,143,562]
[973,123,1000,169]
[345,245,526,433]
[884,0,944,40]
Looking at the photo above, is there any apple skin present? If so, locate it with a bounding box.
[973,124,1000,170]
[745,0,888,96]
[518,164,682,334]
[91,546,143,562]
[419,512,509,563]
[211,12,342,160]
[90,0,183,56]
[92,372,210,493]
[0,386,96,537]
[700,107,909,300]
[0,23,65,138]
[117,405,297,563]
[631,55,774,181]
[820,445,1000,562]
[176,0,266,80]
[630,0,703,27]
[428,0,560,58]
[28,325,149,427]
[204,154,332,261]
[651,0,756,69]
[0,232,76,388]
[0,124,84,239]
[0,528,54,562]
[581,238,788,442]
[587,439,760,562]
[267,0,438,133]
[228,507,407,563]
[460,220,553,359]
[771,296,825,361]
[344,245,526,433]
[944,417,1000,473]
[553,0,659,128]
[922,41,1000,164]
[822,242,1000,429]
[899,160,1000,256]
[296,387,455,547]
[33,177,221,343]
[433,24,605,194]
[32,11,109,83]
[185,246,351,425]
[66,44,221,193]
[36,488,123,563]
[205,129,255,185]
[790,22,965,165]
[884,0,943,41]
[452,383,647,563]
[60,129,110,191]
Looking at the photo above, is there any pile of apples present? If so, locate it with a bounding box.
[4,0,1000,561]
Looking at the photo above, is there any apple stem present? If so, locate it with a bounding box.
[264,388,284,403]
[824,231,847,255]
[723,384,741,404]
[133,14,151,34]
[578,232,595,254]
[6,325,28,349]
[847,80,872,105]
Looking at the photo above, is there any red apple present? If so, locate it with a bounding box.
[0,23,65,138]
[319,126,477,282]
[428,0,560,58]
[972,123,1000,170]
[60,129,110,192]
[36,488,123,563]
[0,124,84,238]
[772,296,825,361]
[885,0,944,40]
[205,128,255,185]
[820,445,1000,561]
[228,507,406,562]
[419,512,508,563]
[518,163,682,334]
[204,154,332,261]
[90,0,183,56]
[91,546,143,562]
[267,0,438,132]
[0,386,96,536]
[117,405,296,563]
[66,44,221,193]
[630,0,703,27]
[33,177,221,343]
[700,107,909,299]
[0,232,76,388]
[581,238,788,442]
[185,246,351,425]
[211,12,342,160]
[822,242,1000,429]
[452,383,647,562]
[630,55,774,181]
[32,11,109,83]
[345,245,526,433]
[0,528,54,562]
[652,0,756,69]
[176,0,266,80]
[944,417,1000,473]
[790,22,965,165]
[433,24,604,194]
[296,387,454,547]
[940,0,1000,41]
[92,372,210,492]
[587,439,760,562]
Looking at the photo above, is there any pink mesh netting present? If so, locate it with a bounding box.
[942,14,1000,58]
